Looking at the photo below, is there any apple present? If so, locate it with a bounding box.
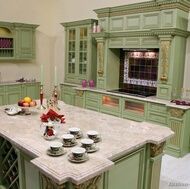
[23,102,30,107]
[18,99,24,106]
[29,100,37,107]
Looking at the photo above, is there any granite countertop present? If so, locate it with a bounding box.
[0,81,40,85]
[0,101,173,185]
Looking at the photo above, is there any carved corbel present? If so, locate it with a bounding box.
[41,174,66,189]
[73,175,102,189]
[150,142,165,157]
[76,90,84,97]
[169,108,185,118]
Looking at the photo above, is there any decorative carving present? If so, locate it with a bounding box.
[97,42,104,77]
[160,40,171,82]
[73,175,102,189]
[150,142,165,157]
[169,108,185,118]
[41,174,66,189]
[76,90,84,97]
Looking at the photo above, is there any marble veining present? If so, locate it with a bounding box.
[0,101,173,185]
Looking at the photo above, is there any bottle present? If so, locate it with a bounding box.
[92,22,97,33]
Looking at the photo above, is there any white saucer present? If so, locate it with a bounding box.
[46,147,66,157]
[63,141,77,147]
[68,153,89,163]
[86,146,99,153]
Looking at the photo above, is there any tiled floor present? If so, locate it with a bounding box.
[160,154,190,189]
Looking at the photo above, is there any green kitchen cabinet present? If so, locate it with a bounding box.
[121,98,147,122]
[85,91,100,111]
[167,108,190,157]
[60,84,76,105]
[14,23,38,60]
[61,19,97,85]
[147,102,168,125]
[75,89,85,108]
[21,82,40,100]
[0,21,38,60]
[104,147,145,189]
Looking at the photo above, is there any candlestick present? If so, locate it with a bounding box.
[37,85,46,110]
[53,85,60,110]
[40,64,44,85]
[54,66,57,86]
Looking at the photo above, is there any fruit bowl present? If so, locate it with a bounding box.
[18,97,37,115]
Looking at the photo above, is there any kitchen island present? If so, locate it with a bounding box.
[0,101,173,189]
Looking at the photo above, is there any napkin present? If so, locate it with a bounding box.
[40,109,65,123]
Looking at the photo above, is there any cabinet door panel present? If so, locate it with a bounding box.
[107,149,144,189]
[7,92,21,104]
[22,83,40,100]
[0,93,5,106]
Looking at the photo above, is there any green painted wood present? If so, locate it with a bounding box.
[105,148,145,189]
[0,22,38,60]
[61,19,97,85]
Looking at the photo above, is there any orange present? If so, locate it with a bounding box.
[24,97,32,103]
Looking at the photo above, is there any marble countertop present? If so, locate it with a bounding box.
[0,81,40,85]
[0,101,173,185]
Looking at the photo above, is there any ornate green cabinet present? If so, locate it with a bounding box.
[14,23,38,59]
[61,19,97,85]
[0,21,38,60]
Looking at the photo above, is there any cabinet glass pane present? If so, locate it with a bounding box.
[80,28,87,40]
[102,96,119,107]
[125,101,144,114]
[69,29,75,40]
[0,38,14,58]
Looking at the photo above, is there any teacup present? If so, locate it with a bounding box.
[87,130,99,140]
[71,147,86,160]
[69,127,80,136]
[50,141,63,152]
[62,134,75,144]
[81,139,94,150]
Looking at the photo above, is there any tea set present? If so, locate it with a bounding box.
[46,127,101,163]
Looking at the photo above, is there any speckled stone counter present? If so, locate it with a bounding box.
[0,101,173,187]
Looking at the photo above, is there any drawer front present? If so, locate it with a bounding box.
[60,85,75,93]
[147,111,167,125]
[86,92,99,100]
[148,102,167,113]
[6,85,22,92]
[86,99,99,108]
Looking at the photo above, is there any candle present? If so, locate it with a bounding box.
[40,64,44,85]
[54,66,57,86]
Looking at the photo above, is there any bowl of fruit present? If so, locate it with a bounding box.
[18,97,37,114]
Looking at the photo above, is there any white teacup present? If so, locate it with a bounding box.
[50,141,63,152]
[81,139,94,150]
[71,147,86,160]
[62,134,75,144]
[87,130,99,140]
[69,127,80,136]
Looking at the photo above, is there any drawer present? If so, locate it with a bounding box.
[86,99,99,109]
[6,85,22,92]
[60,85,75,93]
[86,92,99,100]
[148,102,167,113]
[147,111,167,125]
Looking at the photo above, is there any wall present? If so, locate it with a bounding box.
[0,0,190,98]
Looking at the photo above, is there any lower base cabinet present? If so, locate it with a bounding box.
[104,148,145,189]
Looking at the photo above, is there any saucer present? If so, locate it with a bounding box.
[86,146,99,153]
[63,141,77,147]
[91,136,101,143]
[46,147,66,157]
[68,153,89,163]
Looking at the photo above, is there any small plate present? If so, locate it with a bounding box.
[63,141,77,147]
[68,153,89,163]
[91,136,101,143]
[5,107,22,116]
[47,147,66,157]
[86,146,99,153]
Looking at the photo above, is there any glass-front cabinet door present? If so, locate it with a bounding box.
[62,19,97,84]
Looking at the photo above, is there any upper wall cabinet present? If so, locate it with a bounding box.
[0,21,38,60]
[61,19,97,85]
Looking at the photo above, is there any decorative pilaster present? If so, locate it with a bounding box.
[97,41,105,77]
[148,142,165,189]
[73,175,102,189]
[159,40,171,82]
